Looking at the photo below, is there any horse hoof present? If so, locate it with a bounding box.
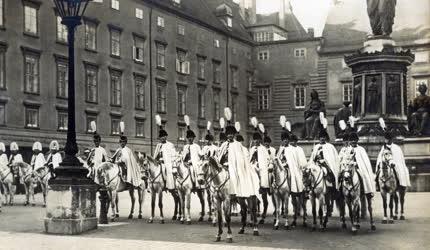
[215,236,221,242]
[42,205,46,208]
[238,229,245,234]
[400,215,405,220]
[226,238,233,243]
[274,225,279,230]
[291,221,297,228]
[172,216,177,221]
[160,220,165,224]
[303,222,307,228]
[208,217,213,222]
[352,228,358,235]
[115,214,120,218]
[389,219,394,224]
[256,213,261,217]
[212,223,216,227]
[31,204,35,207]
[111,218,116,222]
[253,230,259,236]
[187,221,191,225]
[128,214,133,219]
[371,225,376,231]
[148,220,153,224]
[198,216,204,222]
[393,215,398,220]
[284,225,290,230]
[282,215,287,219]
[224,222,227,227]
[138,215,143,219]
[180,221,184,224]
[258,219,265,225]
[382,219,387,224]
[342,223,347,229]
[356,224,361,229]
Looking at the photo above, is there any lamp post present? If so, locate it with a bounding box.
[45,0,98,235]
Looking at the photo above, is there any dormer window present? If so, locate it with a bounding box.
[227,17,232,27]
[215,3,233,28]
[173,0,181,4]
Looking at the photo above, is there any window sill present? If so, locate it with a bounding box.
[56,96,68,100]
[293,107,305,111]
[136,136,145,138]
[110,104,122,108]
[56,40,68,46]
[157,111,167,114]
[85,48,98,54]
[57,129,68,132]
[176,71,189,76]
[156,66,166,71]
[110,54,121,60]
[135,107,146,111]
[134,60,145,66]
[25,126,40,130]
[23,32,39,39]
[85,100,98,105]
[197,77,205,81]
[24,91,40,96]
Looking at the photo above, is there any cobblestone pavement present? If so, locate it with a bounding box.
[0,192,429,250]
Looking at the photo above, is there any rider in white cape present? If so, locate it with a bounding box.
[31,142,46,171]
[0,143,7,166]
[350,132,376,194]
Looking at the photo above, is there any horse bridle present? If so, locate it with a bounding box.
[272,162,290,191]
[175,162,191,188]
[199,160,230,193]
[305,166,324,194]
[342,168,360,195]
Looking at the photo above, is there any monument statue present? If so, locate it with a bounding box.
[353,77,362,116]
[366,76,382,114]
[304,89,326,139]
[334,101,352,138]
[408,84,430,136]
[367,0,397,36]
[386,74,401,114]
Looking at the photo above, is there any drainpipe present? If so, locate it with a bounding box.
[225,36,230,106]
[149,6,154,155]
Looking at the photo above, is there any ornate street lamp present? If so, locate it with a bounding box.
[45,0,99,235]
[51,0,92,179]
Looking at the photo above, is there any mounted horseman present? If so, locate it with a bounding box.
[153,114,181,221]
[87,121,108,183]
[249,118,273,225]
[31,142,48,206]
[0,142,15,207]
[46,140,63,178]
[8,142,23,191]
[289,130,308,218]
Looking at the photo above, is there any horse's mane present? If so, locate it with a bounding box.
[98,162,115,171]
[15,162,31,168]
[145,155,157,165]
[208,156,222,172]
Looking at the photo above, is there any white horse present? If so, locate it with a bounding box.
[272,159,291,230]
[34,166,51,207]
[0,163,16,207]
[96,161,146,221]
[15,162,36,206]
[175,157,193,224]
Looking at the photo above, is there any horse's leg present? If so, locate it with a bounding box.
[149,190,155,223]
[138,188,144,219]
[311,197,317,231]
[186,190,191,224]
[110,191,117,221]
[24,183,29,206]
[284,193,291,230]
[30,181,35,206]
[259,191,268,224]
[302,195,308,227]
[179,190,185,224]
[197,189,205,221]
[42,183,47,207]
[381,192,388,223]
[347,200,356,233]
[238,197,247,234]
[399,187,406,220]
[318,197,324,230]
[251,195,259,236]
[273,193,279,230]
[367,194,376,230]
[215,198,223,242]
[389,192,394,223]
[393,191,399,220]
[224,197,233,243]
[172,190,180,220]
[10,184,16,205]
[128,188,135,219]
[207,189,213,222]
[340,194,347,229]
[291,193,298,227]
[159,191,164,224]
[361,194,367,219]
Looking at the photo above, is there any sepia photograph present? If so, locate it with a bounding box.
[0,0,429,249]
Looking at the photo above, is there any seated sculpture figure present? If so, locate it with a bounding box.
[334,101,352,139]
[304,90,326,140]
[408,84,430,136]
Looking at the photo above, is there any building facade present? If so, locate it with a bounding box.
[0,0,255,159]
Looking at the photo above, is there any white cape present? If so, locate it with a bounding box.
[376,144,411,187]
[310,143,339,189]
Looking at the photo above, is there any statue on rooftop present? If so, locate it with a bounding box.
[408,84,430,136]
[366,0,397,36]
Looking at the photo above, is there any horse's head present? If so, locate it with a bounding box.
[381,148,396,180]
[302,166,313,189]
[196,159,210,186]
[96,162,116,187]
[341,169,354,191]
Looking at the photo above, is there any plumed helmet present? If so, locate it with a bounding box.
[156,114,168,138]
[90,121,101,140]
[289,133,298,142]
[384,130,393,140]
[184,115,196,139]
[319,129,329,140]
[349,132,359,142]
[10,142,19,151]
[236,134,244,142]
[205,121,214,141]
[49,140,59,150]
[0,142,6,152]
[224,107,237,135]
[263,134,272,143]
[32,141,42,151]
[219,132,227,142]
[119,121,127,141]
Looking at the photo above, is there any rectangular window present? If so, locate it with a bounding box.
[0,49,5,89]
[56,16,68,43]
[57,111,68,131]
[24,5,38,35]
[56,61,68,98]
[415,79,428,97]
[111,0,119,10]
[0,103,5,125]
[230,66,238,88]
[414,51,429,63]
[111,117,121,135]
[178,126,186,141]
[343,83,353,102]
[135,76,145,110]
[177,88,186,116]
[157,81,167,113]
[213,61,221,84]
[85,21,97,51]
[157,16,165,27]
[110,70,122,106]
[133,36,144,62]
[176,49,190,74]
[0,0,4,27]
[136,119,145,137]
[110,28,121,56]
[85,65,98,103]
[294,85,306,108]
[214,39,220,48]
[24,53,39,94]
[258,51,269,61]
[294,48,306,58]
[177,24,185,35]
[199,128,205,143]
[258,88,270,110]
[226,17,232,27]
[156,43,166,68]
[136,8,143,19]
[247,71,253,91]
[198,88,206,118]
[214,91,220,120]
[25,107,39,128]
[197,56,205,80]
[86,114,97,133]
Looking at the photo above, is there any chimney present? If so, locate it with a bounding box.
[279,0,292,28]
[308,28,314,38]
[239,0,256,24]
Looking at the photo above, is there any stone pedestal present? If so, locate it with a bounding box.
[344,37,415,137]
[44,160,97,235]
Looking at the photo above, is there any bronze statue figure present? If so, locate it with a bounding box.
[408,84,430,136]
[334,101,352,138]
[367,0,397,36]
[353,77,362,116]
[304,89,326,140]
[386,74,401,115]
[366,76,381,114]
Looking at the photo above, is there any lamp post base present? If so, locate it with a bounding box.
[45,159,98,235]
